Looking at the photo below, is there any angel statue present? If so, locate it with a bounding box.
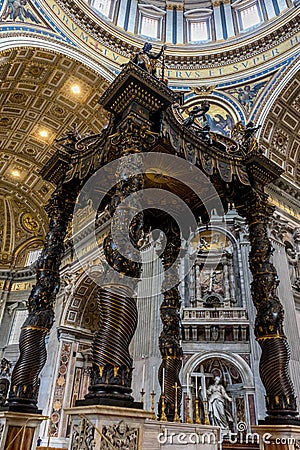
[231,121,261,154]
[230,121,245,146]
[243,121,261,152]
[229,81,267,113]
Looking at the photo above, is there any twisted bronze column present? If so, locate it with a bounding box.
[7,179,79,410]
[86,151,144,404]
[237,192,298,422]
[158,220,183,421]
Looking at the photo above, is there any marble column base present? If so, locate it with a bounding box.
[252,424,300,450]
[65,405,220,450]
[0,411,47,450]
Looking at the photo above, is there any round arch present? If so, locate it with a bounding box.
[255,54,300,139]
[60,267,103,333]
[0,36,116,83]
[183,351,254,388]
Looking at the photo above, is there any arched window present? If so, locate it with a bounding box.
[184,9,213,43]
[26,248,42,266]
[232,0,263,32]
[138,5,166,40]
[92,0,115,19]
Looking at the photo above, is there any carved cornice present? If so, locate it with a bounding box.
[100,61,178,114]
[244,152,284,187]
[55,0,300,70]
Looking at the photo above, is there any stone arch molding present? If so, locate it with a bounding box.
[61,265,104,332]
[256,53,300,139]
[183,351,254,388]
[196,223,240,248]
[0,37,115,83]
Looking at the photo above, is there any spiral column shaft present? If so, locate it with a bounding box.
[7,173,80,411]
[237,193,298,421]
[87,285,138,400]
[158,221,183,421]
[87,146,144,404]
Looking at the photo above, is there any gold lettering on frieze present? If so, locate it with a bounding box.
[10,281,34,291]
[45,0,300,80]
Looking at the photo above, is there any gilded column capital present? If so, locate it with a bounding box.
[166,1,184,10]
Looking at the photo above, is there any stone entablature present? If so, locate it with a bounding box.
[2,0,298,83]
[183,307,248,321]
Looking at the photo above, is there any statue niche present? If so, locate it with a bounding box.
[188,229,238,308]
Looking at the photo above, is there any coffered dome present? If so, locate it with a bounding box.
[0,192,45,268]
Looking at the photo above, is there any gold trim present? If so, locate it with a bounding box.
[256,335,286,340]
[22,325,49,332]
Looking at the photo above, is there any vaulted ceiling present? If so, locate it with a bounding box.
[261,71,300,185]
[0,46,299,270]
[0,48,109,268]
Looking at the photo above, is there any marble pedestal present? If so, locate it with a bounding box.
[65,405,220,450]
[0,411,47,450]
[252,424,300,449]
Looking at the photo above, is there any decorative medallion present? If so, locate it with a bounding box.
[21,213,40,233]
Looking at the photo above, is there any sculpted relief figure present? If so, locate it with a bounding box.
[0,358,11,406]
[286,245,300,287]
[207,376,233,430]
[101,420,138,450]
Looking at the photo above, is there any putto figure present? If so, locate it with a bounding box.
[132,42,165,76]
